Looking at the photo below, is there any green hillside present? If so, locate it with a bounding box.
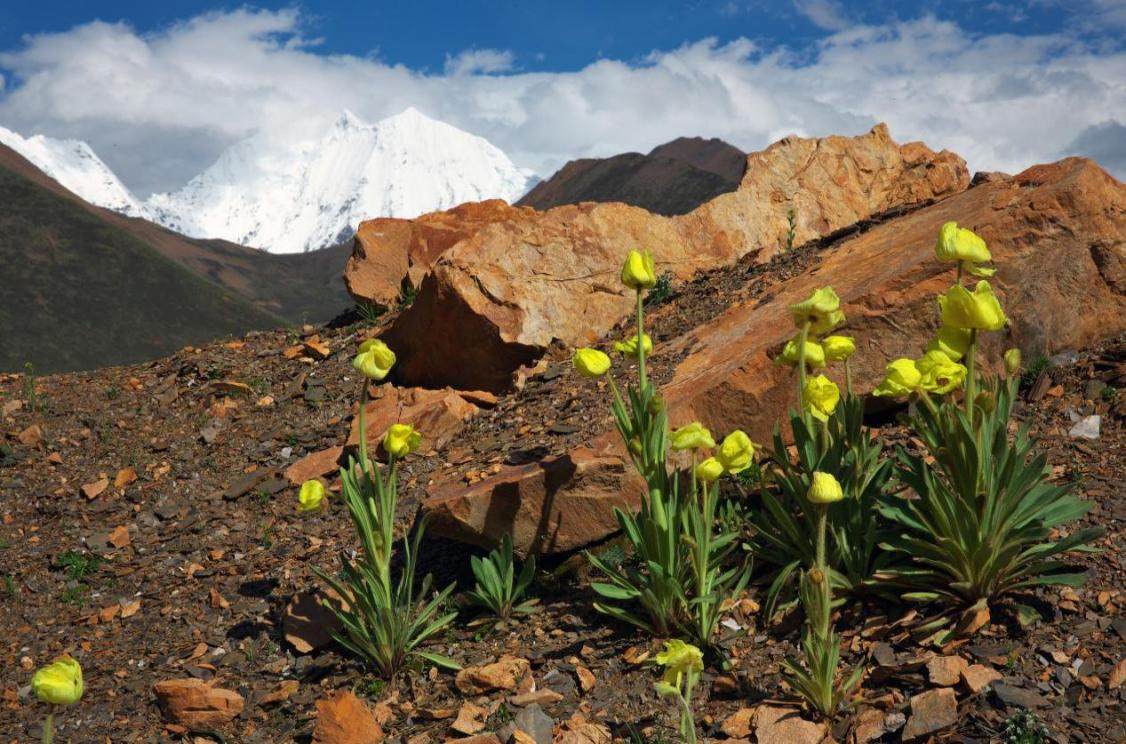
[0,164,289,373]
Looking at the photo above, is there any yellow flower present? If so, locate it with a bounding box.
[1004,348,1022,376]
[916,350,967,394]
[803,375,840,422]
[655,639,704,689]
[383,423,422,458]
[621,249,657,290]
[353,339,396,381]
[572,348,611,378]
[872,358,922,397]
[926,325,973,362]
[776,337,825,369]
[613,333,653,358]
[670,422,716,451]
[789,287,845,334]
[32,657,83,705]
[716,430,754,474]
[935,221,991,264]
[821,335,856,362]
[297,479,326,512]
[808,471,844,504]
[940,281,1007,331]
[695,457,725,483]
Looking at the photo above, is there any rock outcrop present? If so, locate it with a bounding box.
[662,157,1126,443]
[368,125,968,392]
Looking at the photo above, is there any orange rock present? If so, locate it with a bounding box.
[422,446,645,557]
[753,705,828,744]
[152,679,245,728]
[927,655,968,687]
[303,337,331,360]
[212,380,254,396]
[80,476,109,501]
[450,701,488,735]
[346,387,479,457]
[108,526,131,549]
[455,655,531,694]
[114,467,137,488]
[284,446,345,487]
[16,424,42,446]
[373,125,967,392]
[313,690,384,744]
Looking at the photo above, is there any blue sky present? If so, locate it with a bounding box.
[0,2,1123,193]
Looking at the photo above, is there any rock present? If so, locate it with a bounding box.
[552,719,612,744]
[575,665,596,693]
[259,679,300,706]
[451,701,488,735]
[720,707,755,738]
[513,703,554,744]
[345,200,525,309]
[851,707,905,743]
[16,423,42,446]
[901,688,958,741]
[346,386,479,456]
[1068,414,1101,439]
[421,446,646,557]
[284,591,342,654]
[152,678,245,728]
[80,476,109,500]
[1108,658,1126,689]
[661,157,1126,443]
[961,664,1003,694]
[993,682,1048,708]
[284,446,345,487]
[455,655,531,695]
[376,125,968,392]
[510,689,564,707]
[753,705,828,744]
[211,380,254,396]
[313,690,385,744]
[927,655,969,686]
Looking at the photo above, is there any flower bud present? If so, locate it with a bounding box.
[620,249,657,290]
[808,470,844,504]
[1004,348,1022,376]
[572,348,611,378]
[297,479,326,512]
[808,568,825,585]
[670,422,715,451]
[974,392,996,413]
[695,457,724,483]
[383,423,422,457]
[32,657,84,705]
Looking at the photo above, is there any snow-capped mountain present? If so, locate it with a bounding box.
[146,108,536,253]
[0,125,145,216]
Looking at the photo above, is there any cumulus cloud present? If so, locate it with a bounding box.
[0,8,1124,196]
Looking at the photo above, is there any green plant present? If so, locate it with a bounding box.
[3,574,15,599]
[59,585,90,607]
[1003,708,1050,744]
[57,551,101,581]
[355,300,386,323]
[754,394,894,618]
[879,375,1103,636]
[466,533,539,625]
[105,383,121,400]
[398,283,418,308]
[585,261,749,647]
[245,376,269,395]
[1020,355,1051,391]
[1102,385,1118,402]
[785,208,798,252]
[313,387,459,678]
[644,272,674,306]
[653,640,703,744]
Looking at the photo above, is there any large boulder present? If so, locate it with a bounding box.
[373,124,967,392]
[662,157,1126,443]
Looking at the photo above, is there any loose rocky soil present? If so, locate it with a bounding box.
[2,253,1124,742]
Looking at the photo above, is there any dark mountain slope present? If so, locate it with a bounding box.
[517,136,747,216]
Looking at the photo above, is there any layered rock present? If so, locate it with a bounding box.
[662,157,1126,443]
[372,125,968,392]
[347,385,481,454]
[421,443,646,557]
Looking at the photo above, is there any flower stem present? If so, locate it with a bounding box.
[844,360,853,398]
[357,382,370,473]
[42,710,54,744]
[635,290,648,392]
[965,329,978,417]
[797,320,812,410]
[815,504,831,640]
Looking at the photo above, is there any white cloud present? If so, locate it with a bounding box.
[0,8,1123,196]
[792,0,852,31]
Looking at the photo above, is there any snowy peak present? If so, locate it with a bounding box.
[145,108,536,253]
[0,126,144,216]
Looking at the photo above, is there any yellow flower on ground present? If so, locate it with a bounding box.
[655,639,704,689]
[803,375,840,422]
[789,287,845,334]
[297,479,326,512]
[32,657,83,705]
[916,350,967,394]
[872,358,922,398]
[1005,348,1022,376]
[821,335,856,362]
[808,471,844,504]
[940,281,1007,331]
[353,339,396,381]
[621,249,657,290]
[572,348,611,378]
[926,325,973,361]
[613,333,653,358]
[383,423,422,458]
[716,430,754,474]
[776,337,826,369]
[695,457,724,483]
[670,422,716,451]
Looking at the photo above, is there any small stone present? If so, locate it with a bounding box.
[152,679,245,728]
[721,708,755,738]
[16,424,42,446]
[961,664,1002,694]
[993,682,1048,708]
[901,688,958,741]
[259,680,299,706]
[212,380,254,396]
[510,689,563,707]
[513,703,553,744]
[1109,658,1126,690]
[313,690,384,744]
[80,476,109,500]
[284,591,342,654]
[108,526,131,549]
[753,705,827,744]
[927,655,968,686]
[455,655,531,694]
[451,702,488,735]
[575,665,596,693]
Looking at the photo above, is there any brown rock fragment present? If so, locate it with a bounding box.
[455,655,531,694]
[152,678,245,728]
[313,690,384,744]
[901,687,958,741]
